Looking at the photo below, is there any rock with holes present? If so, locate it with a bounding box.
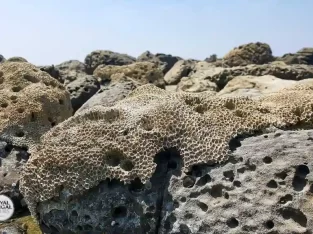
[217,75,313,97]
[164,60,195,85]
[77,74,141,112]
[0,62,72,149]
[6,57,28,63]
[0,141,29,214]
[164,129,313,234]
[66,74,100,112]
[137,51,182,74]
[223,42,274,67]
[39,65,62,83]
[176,76,218,93]
[18,82,313,233]
[85,50,136,74]
[277,47,313,65]
[186,61,313,90]
[93,62,165,88]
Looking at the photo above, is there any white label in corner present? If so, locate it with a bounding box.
[0,195,14,222]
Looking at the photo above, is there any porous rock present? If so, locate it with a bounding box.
[164,60,195,85]
[137,51,182,74]
[77,74,141,112]
[6,57,28,63]
[85,50,136,74]
[278,47,313,65]
[55,60,87,77]
[176,76,218,93]
[223,42,274,67]
[217,75,313,97]
[189,61,313,89]
[19,81,313,229]
[0,62,72,149]
[93,61,165,88]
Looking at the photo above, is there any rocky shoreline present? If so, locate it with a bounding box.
[0,42,313,234]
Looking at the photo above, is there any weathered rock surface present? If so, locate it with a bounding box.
[187,61,313,90]
[176,76,218,93]
[223,42,274,67]
[6,57,28,63]
[33,129,313,234]
[39,65,61,82]
[77,74,140,112]
[217,75,311,97]
[93,61,165,88]
[66,73,100,112]
[85,50,136,74]
[278,47,313,65]
[137,51,182,74]
[56,60,87,77]
[164,60,195,85]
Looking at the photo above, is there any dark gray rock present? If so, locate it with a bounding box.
[35,129,313,234]
[0,54,5,63]
[84,50,136,74]
[66,74,100,112]
[278,48,313,65]
[77,77,140,112]
[39,65,62,83]
[56,60,87,75]
[137,51,182,74]
[0,141,29,213]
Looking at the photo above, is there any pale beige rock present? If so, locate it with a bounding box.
[164,60,194,85]
[176,76,218,93]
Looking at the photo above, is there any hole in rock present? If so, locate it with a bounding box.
[263,135,268,138]
[105,150,124,167]
[225,100,235,110]
[275,171,288,180]
[141,117,153,131]
[24,74,39,83]
[279,194,293,204]
[180,197,187,202]
[59,99,64,105]
[1,103,8,108]
[17,108,24,113]
[223,170,235,181]
[12,86,22,92]
[128,178,144,193]
[227,217,239,228]
[310,184,313,193]
[183,176,196,188]
[196,174,211,186]
[84,215,90,220]
[179,224,191,234]
[280,207,307,227]
[197,201,208,212]
[112,206,127,218]
[30,112,36,122]
[3,172,7,177]
[4,144,13,153]
[237,167,246,174]
[267,180,278,189]
[224,192,230,199]
[296,165,310,177]
[265,220,274,229]
[263,156,272,164]
[292,165,309,192]
[71,210,78,217]
[120,159,134,171]
[233,180,241,187]
[210,184,223,198]
[15,131,25,137]
[229,137,242,151]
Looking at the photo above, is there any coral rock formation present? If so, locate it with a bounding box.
[19,81,313,221]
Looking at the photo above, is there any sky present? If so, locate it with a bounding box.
[1,0,312,66]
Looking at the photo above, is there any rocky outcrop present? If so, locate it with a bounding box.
[278,47,313,65]
[164,60,195,85]
[6,57,28,63]
[137,51,182,74]
[184,61,313,90]
[93,61,165,88]
[56,60,87,76]
[39,65,61,82]
[223,42,274,67]
[204,54,217,63]
[85,50,136,74]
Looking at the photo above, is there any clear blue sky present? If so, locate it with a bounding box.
[1,0,312,66]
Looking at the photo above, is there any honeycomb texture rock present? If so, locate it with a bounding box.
[93,62,165,88]
[223,42,274,67]
[20,82,313,219]
[0,62,72,148]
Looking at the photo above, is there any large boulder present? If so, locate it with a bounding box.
[93,61,165,88]
[56,60,87,76]
[278,47,313,65]
[137,51,182,74]
[164,60,195,85]
[19,82,313,233]
[39,65,62,82]
[223,42,274,67]
[176,76,218,93]
[85,50,136,74]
